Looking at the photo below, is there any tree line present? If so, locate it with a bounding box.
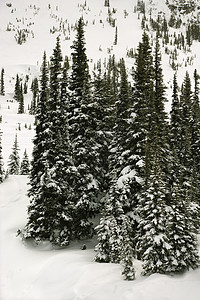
[1,17,199,279]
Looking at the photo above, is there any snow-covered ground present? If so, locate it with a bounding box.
[1,0,200,299]
[0,175,200,300]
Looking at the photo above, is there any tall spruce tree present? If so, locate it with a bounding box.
[137,152,171,275]
[8,134,20,175]
[68,18,103,239]
[23,51,51,241]
[24,40,75,246]
[166,148,200,272]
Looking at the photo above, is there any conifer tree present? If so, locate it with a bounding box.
[0,68,5,96]
[20,149,30,175]
[24,41,75,246]
[120,216,135,280]
[0,131,4,182]
[110,57,131,176]
[191,69,200,171]
[118,31,155,221]
[70,17,90,99]
[92,61,110,191]
[8,134,20,175]
[166,149,200,272]
[95,184,128,263]
[68,18,104,238]
[14,74,21,102]
[23,51,52,241]
[137,153,171,275]
[18,84,24,114]
[30,77,39,115]
[170,74,182,150]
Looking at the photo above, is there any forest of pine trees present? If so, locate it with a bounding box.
[7,18,198,279]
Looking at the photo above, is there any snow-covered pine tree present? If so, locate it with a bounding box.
[30,77,39,115]
[179,71,193,168]
[92,60,110,192]
[14,74,21,102]
[0,131,4,182]
[94,183,126,263]
[109,57,131,180]
[137,151,171,276]
[23,52,51,241]
[20,149,30,175]
[120,215,135,280]
[191,70,200,184]
[166,148,200,272]
[18,84,24,114]
[0,68,5,96]
[68,17,104,239]
[170,74,182,151]
[24,39,75,246]
[7,134,20,175]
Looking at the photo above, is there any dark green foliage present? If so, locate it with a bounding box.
[120,216,135,280]
[14,74,21,102]
[20,149,30,175]
[138,156,171,275]
[95,184,129,263]
[30,77,39,115]
[68,18,105,239]
[0,68,5,95]
[18,84,24,114]
[8,134,20,175]
[70,17,90,98]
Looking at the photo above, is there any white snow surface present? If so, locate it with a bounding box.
[1,0,200,299]
[0,175,200,300]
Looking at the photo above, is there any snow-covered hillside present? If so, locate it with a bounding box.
[1,0,200,166]
[1,0,200,299]
[0,175,200,300]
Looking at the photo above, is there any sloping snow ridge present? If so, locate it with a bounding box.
[0,0,200,299]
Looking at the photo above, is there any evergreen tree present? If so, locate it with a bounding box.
[23,81,28,94]
[23,51,52,241]
[95,184,128,263]
[30,77,39,115]
[137,153,171,275]
[8,134,20,175]
[191,69,200,171]
[120,216,135,280]
[18,84,24,114]
[166,149,200,272]
[69,17,90,98]
[20,149,30,175]
[24,41,75,246]
[92,61,110,191]
[68,18,104,238]
[14,74,21,102]
[170,74,182,150]
[0,131,4,182]
[0,68,5,96]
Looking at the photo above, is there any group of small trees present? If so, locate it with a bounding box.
[7,134,30,175]
[18,18,200,280]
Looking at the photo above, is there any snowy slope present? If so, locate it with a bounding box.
[0,175,200,300]
[0,0,200,165]
[1,0,200,299]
